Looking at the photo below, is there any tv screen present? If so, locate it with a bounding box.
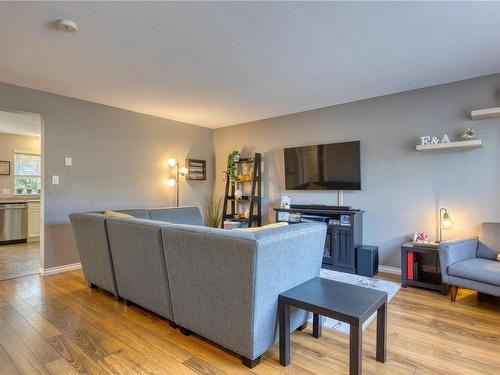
[284,141,361,190]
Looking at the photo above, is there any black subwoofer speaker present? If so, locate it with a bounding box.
[356,245,379,277]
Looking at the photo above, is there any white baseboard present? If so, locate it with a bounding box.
[378,265,401,275]
[40,262,81,276]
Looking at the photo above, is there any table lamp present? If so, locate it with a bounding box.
[439,207,452,243]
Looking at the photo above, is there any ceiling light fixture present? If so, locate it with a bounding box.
[55,19,78,33]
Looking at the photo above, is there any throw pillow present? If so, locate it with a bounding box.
[497,253,500,262]
[104,210,133,218]
[235,221,288,232]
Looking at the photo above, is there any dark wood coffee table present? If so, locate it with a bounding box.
[278,277,388,375]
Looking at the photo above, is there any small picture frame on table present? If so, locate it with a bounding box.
[0,161,10,175]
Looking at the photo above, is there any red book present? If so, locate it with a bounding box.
[407,252,414,280]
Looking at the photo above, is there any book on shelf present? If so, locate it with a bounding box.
[407,252,414,280]
[413,260,420,281]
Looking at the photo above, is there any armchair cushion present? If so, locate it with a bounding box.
[448,258,500,286]
[477,223,500,260]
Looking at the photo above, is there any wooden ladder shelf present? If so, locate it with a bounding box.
[221,153,262,228]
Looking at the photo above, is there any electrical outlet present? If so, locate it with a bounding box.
[52,176,59,185]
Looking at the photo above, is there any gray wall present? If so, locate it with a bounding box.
[214,74,500,268]
[0,82,214,269]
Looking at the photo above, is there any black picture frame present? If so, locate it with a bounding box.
[0,160,10,175]
[186,159,206,181]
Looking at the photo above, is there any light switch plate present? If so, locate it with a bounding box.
[52,176,59,185]
[64,157,72,167]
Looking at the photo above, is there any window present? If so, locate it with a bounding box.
[14,153,41,194]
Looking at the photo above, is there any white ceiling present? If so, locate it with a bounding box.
[1,2,500,129]
[0,110,41,137]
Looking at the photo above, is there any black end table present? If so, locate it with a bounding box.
[401,242,447,294]
[278,277,388,375]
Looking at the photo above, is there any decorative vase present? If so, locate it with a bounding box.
[235,189,243,200]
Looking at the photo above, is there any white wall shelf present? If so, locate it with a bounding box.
[416,140,482,152]
[470,107,500,120]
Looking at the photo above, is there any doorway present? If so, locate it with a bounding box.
[0,110,42,280]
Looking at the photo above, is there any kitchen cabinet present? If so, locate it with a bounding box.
[28,201,40,240]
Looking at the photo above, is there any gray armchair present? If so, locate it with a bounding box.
[439,223,500,301]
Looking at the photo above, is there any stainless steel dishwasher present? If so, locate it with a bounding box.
[0,203,28,243]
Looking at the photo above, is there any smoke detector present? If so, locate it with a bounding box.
[55,19,78,33]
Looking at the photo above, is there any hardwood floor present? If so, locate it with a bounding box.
[0,270,499,374]
[0,242,39,281]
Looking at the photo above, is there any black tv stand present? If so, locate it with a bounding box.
[290,204,352,211]
[274,206,363,274]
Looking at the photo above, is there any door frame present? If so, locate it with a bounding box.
[0,107,44,272]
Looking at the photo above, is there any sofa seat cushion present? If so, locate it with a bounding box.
[448,258,500,286]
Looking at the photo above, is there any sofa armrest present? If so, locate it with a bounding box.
[439,237,478,283]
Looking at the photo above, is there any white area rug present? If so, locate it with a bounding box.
[308,269,401,335]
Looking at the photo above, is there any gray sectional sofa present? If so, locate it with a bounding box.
[440,223,500,301]
[69,206,326,367]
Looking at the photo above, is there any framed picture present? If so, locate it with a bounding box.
[186,159,206,181]
[0,161,10,175]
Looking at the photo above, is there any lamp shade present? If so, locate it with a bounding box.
[441,212,452,228]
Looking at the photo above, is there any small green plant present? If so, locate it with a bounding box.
[227,150,240,182]
[205,196,223,228]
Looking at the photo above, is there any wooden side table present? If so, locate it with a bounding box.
[278,277,388,375]
[401,242,447,294]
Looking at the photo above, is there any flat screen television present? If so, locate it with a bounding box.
[284,141,361,190]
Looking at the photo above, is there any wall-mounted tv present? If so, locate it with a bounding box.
[284,141,361,190]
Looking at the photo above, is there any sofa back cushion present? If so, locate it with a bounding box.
[162,224,255,355]
[477,223,500,260]
[149,206,202,225]
[106,217,174,320]
[69,213,118,295]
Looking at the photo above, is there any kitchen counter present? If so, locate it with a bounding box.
[0,195,40,204]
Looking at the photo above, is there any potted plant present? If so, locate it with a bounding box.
[205,196,223,228]
[227,150,240,182]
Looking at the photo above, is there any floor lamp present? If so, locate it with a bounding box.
[168,158,188,207]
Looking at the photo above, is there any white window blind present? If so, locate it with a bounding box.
[14,153,41,194]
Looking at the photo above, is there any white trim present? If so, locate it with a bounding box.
[378,265,401,275]
[39,262,81,276]
[13,149,41,155]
